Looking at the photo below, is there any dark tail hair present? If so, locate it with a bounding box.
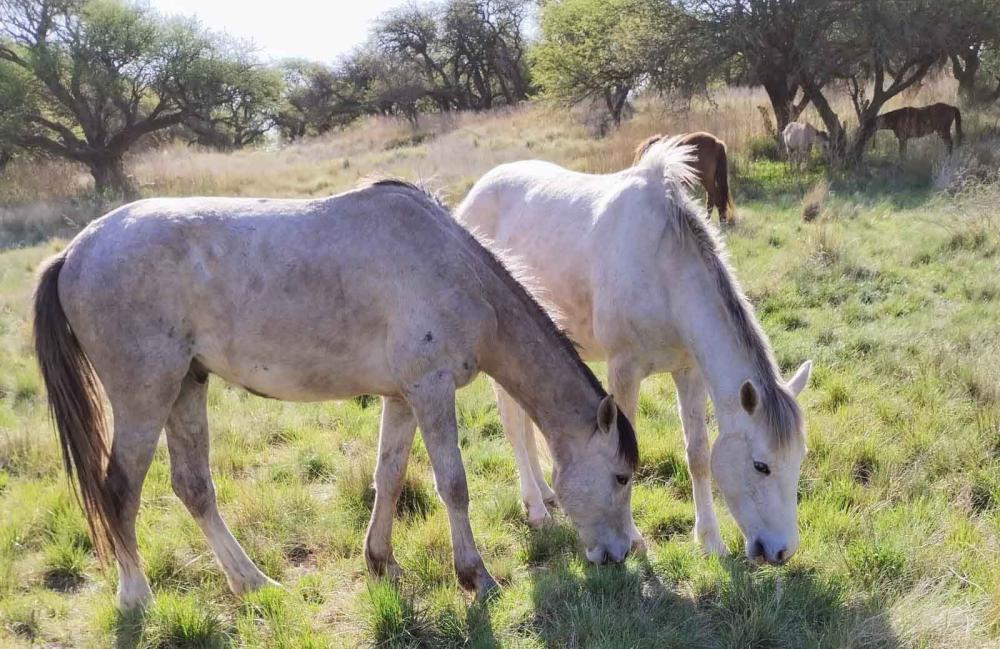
[716,144,735,221]
[953,108,963,147]
[34,254,125,564]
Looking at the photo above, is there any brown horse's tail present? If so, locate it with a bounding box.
[953,107,963,147]
[716,144,735,222]
[34,254,123,564]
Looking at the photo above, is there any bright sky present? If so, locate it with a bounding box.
[150,0,410,62]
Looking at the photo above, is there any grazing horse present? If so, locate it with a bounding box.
[457,138,812,564]
[782,122,829,169]
[875,103,963,156]
[34,180,639,610]
[633,132,735,224]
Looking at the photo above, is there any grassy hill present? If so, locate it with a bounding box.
[0,82,998,647]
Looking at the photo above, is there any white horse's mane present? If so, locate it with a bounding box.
[638,138,804,447]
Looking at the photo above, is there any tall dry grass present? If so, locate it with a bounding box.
[0,73,990,237]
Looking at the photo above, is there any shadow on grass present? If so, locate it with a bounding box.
[733,154,939,211]
[526,548,903,648]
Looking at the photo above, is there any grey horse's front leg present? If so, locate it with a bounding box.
[673,366,727,556]
[407,370,497,598]
[365,396,418,580]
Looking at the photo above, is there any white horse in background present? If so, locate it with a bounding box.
[457,139,812,565]
[782,122,830,168]
[34,180,639,610]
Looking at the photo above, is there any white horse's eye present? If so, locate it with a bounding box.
[615,474,630,486]
[753,461,771,476]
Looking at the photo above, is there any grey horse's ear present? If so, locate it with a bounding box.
[597,395,618,433]
[740,380,758,415]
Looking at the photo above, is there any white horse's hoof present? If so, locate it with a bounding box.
[699,532,728,557]
[117,584,153,612]
[527,507,553,528]
[229,572,281,596]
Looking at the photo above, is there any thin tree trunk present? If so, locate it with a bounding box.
[762,78,794,133]
[951,51,981,104]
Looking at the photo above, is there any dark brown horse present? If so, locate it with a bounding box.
[875,103,963,156]
[634,132,735,224]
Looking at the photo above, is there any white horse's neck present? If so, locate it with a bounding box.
[670,248,770,414]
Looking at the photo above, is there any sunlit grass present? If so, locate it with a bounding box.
[1,84,999,646]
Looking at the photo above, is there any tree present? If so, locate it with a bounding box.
[182,51,284,149]
[532,0,690,126]
[982,43,1000,103]
[947,2,1000,103]
[684,1,843,134]
[0,0,266,197]
[801,0,984,161]
[374,0,531,113]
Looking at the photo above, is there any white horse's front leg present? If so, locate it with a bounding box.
[410,371,497,598]
[673,367,727,556]
[493,382,551,527]
[607,355,646,553]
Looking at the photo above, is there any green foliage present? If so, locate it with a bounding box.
[532,0,695,124]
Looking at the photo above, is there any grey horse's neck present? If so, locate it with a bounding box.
[481,284,604,453]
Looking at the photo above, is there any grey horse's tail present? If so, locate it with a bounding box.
[953,107,963,147]
[34,253,125,564]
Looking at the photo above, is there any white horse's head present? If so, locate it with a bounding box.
[711,360,812,565]
[552,395,636,565]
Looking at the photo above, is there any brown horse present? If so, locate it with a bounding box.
[875,103,963,156]
[634,132,735,224]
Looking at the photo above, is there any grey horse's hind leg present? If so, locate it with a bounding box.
[165,370,277,595]
[107,420,164,610]
[406,370,497,598]
[365,396,417,579]
[104,370,186,609]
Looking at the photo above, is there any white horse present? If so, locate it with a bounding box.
[457,140,812,565]
[33,180,639,610]
[782,122,830,168]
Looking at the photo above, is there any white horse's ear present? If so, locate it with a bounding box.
[787,360,812,397]
[597,395,618,433]
[740,380,758,415]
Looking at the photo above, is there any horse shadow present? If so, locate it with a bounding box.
[520,528,902,648]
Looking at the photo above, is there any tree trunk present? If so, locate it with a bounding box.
[762,78,795,133]
[803,82,847,160]
[951,50,981,104]
[89,154,137,200]
[847,114,880,163]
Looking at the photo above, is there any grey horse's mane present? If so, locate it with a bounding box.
[360,177,639,468]
[643,142,804,447]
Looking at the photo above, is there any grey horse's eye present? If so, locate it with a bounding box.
[615,474,630,486]
[753,461,770,476]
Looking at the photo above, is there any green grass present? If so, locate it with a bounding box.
[1,102,999,646]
